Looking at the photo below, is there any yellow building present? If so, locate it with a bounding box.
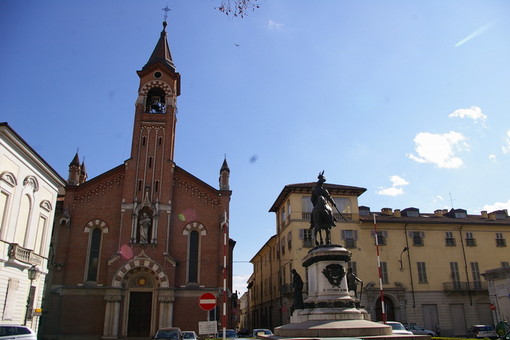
[247,181,510,337]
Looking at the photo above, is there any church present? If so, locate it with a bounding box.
[41,20,235,339]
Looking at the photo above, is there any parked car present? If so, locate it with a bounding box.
[0,325,37,340]
[154,327,183,340]
[404,323,437,336]
[384,321,414,335]
[182,331,198,340]
[252,329,274,337]
[225,329,237,338]
[467,325,497,339]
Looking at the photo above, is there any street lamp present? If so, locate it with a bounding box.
[24,265,39,325]
[399,247,409,270]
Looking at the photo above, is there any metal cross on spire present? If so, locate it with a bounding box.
[162,5,171,22]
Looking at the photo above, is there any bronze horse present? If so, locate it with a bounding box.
[311,195,336,245]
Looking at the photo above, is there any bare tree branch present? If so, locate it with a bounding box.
[216,0,260,18]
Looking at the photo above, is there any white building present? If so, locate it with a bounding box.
[0,123,65,332]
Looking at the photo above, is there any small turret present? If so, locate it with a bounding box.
[79,159,88,184]
[219,157,230,191]
[68,152,81,186]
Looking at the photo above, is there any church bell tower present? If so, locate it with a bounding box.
[123,20,181,245]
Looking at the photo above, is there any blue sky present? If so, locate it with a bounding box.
[2,1,510,295]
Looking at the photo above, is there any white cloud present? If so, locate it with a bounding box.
[389,175,409,187]
[455,21,495,47]
[502,129,510,154]
[233,274,250,295]
[267,20,284,30]
[483,199,510,213]
[407,131,467,168]
[449,106,487,121]
[488,154,497,160]
[377,175,409,196]
[377,187,404,196]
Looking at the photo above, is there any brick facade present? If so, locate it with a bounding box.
[41,21,233,339]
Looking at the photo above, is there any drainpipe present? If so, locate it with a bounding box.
[403,224,416,308]
[458,224,473,305]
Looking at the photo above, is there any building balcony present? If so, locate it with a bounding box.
[301,212,353,222]
[443,281,488,293]
[8,243,44,267]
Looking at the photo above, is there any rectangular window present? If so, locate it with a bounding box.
[380,261,389,284]
[301,229,313,248]
[496,233,506,247]
[417,262,428,283]
[287,231,292,250]
[375,231,387,245]
[411,231,424,246]
[450,262,461,289]
[342,230,357,248]
[465,232,476,247]
[471,262,482,289]
[445,231,456,246]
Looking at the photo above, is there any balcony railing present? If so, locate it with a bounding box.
[301,212,353,222]
[8,244,43,266]
[443,281,487,292]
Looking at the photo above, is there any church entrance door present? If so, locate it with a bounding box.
[128,291,152,336]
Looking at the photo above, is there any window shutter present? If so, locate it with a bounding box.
[354,230,358,240]
[341,230,345,240]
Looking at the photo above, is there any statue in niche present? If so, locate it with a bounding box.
[138,212,152,244]
[291,269,304,310]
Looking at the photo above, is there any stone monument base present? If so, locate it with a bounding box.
[275,318,392,338]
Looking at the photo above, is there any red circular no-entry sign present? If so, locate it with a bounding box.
[199,293,216,311]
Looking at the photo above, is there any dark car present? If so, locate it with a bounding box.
[154,327,182,340]
[404,323,437,336]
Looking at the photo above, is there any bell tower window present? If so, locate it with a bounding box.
[146,88,166,114]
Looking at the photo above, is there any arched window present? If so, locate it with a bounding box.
[146,88,166,114]
[188,230,199,283]
[86,228,102,281]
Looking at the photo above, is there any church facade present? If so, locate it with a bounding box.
[41,21,234,339]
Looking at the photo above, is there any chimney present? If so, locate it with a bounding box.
[381,208,392,216]
[434,209,444,217]
[393,209,401,217]
[481,211,488,219]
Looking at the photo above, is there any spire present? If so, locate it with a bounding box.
[219,157,230,191]
[79,159,88,184]
[69,151,80,167]
[68,151,81,186]
[143,20,175,72]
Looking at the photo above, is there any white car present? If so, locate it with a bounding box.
[252,329,273,337]
[182,331,198,340]
[385,321,414,335]
[0,325,37,340]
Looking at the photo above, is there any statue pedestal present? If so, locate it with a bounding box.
[275,245,392,338]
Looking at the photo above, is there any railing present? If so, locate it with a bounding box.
[8,244,43,266]
[443,281,487,292]
[301,212,353,222]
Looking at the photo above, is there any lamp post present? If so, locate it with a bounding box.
[24,265,38,326]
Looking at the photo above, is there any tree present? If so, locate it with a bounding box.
[217,0,260,18]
